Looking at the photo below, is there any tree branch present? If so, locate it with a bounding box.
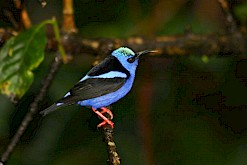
[20,7,31,29]
[217,0,247,55]
[102,124,121,165]
[62,0,77,33]
[0,55,62,164]
[45,32,247,58]
[13,0,32,29]
[1,27,247,58]
[218,0,239,33]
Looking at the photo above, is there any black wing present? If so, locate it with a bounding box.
[87,55,130,78]
[58,77,126,104]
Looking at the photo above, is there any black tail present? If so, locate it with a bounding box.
[40,103,68,117]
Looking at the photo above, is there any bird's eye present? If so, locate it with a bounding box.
[127,57,135,63]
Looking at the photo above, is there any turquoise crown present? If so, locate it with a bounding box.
[116,47,135,57]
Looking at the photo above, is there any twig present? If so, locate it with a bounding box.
[50,18,69,63]
[218,0,238,33]
[13,0,32,29]
[102,124,121,165]
[13,0,21,9]
[217,0,247,55]
[20,7,32,29]
[62,0,77,33]
[0,55,62,164]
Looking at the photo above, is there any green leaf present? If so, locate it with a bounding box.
[234,2,247,24]
[201,55,209,63]
[0,23,47,100]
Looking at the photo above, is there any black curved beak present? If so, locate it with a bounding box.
[136,50,158,58]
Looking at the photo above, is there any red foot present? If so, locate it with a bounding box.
[92,107,114,128]
[100,107,113,119]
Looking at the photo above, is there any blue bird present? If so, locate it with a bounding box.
[40,47,156,128]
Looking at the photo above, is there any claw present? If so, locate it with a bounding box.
[92,107,114,128]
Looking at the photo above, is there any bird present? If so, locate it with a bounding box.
[40,47,156,128]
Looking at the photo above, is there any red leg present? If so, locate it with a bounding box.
[100,107,113,119]
[92,108,114,128]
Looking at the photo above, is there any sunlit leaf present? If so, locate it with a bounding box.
[0,23,47,100]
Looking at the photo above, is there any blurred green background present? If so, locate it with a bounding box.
[1,0,247,164]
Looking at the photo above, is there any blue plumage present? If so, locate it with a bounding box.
[77,71,135,109]
[40,47,155,128]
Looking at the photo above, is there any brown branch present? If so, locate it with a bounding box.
[0,1,31,30]
[1,26,247,58]
[218,0,238,33]
[45,32,247,58]
[0,55,62,164]
[13,0,32,29]
[62,0,77,33]
[20,7,32,29]
[102,124,121,165]
[217,0,247,55]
